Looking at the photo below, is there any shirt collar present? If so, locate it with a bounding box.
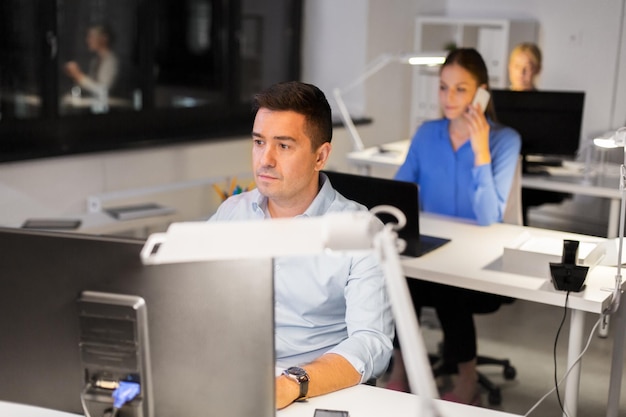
[249,172,335,218]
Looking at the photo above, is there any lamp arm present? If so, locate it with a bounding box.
[336,53,395,95]
[374,225,442,417]
[333,53,395,152]
[611,160,626,314]
[333,88,366,152]
[368,205,441,415]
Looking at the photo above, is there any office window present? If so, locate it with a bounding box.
[0,0,44,120]
[0,0,302,162]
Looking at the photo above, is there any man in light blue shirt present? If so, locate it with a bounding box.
[209,81,394,409]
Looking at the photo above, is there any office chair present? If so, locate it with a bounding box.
[428,157,522,406]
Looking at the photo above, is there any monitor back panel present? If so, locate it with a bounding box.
[324,171,449,257]
[0,228,275,417]
[324,170,419,249]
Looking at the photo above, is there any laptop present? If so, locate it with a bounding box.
[323,170,450,257]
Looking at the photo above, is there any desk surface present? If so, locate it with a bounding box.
[347,140,621,198]
[278,385,521,417]
[1,385,520,417]
[405,213,621,314]
[404,214,626,417]
[348,140,624,240]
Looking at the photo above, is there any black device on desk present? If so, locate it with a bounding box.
[0,227,275,417]
[323,170,450,257]
[490,89,585,173]
[549,239,588,292]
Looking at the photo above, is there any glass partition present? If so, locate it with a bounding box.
[57,0,141,115]
[0,0,43,121]
[0,0,302,162]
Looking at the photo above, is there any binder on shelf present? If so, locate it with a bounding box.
[104,203,175,221]
[22,218,82,230]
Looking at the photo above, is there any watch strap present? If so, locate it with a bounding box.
[283,367,309,401]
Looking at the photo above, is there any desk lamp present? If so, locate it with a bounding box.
[140,207,443,417]
[592,126,626,417]
[333,52,445,152]
[593,127,626,309]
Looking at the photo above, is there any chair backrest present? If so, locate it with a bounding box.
[502,156,523,226]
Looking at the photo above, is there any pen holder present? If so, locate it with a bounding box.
[212,178,255,202]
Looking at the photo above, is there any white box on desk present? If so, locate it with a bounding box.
[502,231,605,279]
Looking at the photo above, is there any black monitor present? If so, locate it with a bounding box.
[490,89,585,168]
[0,228,275,417]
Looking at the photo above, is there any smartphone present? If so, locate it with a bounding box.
[471,87,490,113]
[313,409,349,417]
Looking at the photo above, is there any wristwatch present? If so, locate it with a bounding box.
[283,366,309,401]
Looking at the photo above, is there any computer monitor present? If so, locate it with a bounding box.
[490,89,585,167]
[0,228,275,417]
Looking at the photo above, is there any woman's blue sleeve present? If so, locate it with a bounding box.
[472,127,521,225]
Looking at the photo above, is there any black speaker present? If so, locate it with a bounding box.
[549,240,588,292]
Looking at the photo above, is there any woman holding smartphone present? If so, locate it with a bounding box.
[385,48,521,406]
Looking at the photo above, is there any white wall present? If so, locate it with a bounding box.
[442,0,626,143]
[2,0,626,229]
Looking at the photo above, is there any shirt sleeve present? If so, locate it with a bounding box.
[471,125,521,225]
[394,127,423,183]
[79,54,118,97]
[326,251,395,382]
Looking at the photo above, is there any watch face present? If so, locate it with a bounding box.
[287,367,307,377]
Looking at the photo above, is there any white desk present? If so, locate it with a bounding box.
[404,213,625,417]
[346,139,409,175]
[521,163,621,238]
[3,211,178,238]
[1,385,520,417]
[346,142,623,238]
[278,384,520,417]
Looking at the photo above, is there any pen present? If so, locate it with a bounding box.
[212,183,227,200]
[229,177,238,195]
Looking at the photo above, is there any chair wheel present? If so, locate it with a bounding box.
[488,388,502,406]
[503,365,516,380]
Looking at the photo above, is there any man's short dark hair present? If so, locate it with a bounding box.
[253,81,333,150]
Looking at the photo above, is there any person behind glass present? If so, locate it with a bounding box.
[508,42,542,91]
[209,81,394,410]
[384,48,521,406]
[64,24,119,102]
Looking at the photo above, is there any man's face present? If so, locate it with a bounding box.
[86,28,106,52]
[251,108,330,215]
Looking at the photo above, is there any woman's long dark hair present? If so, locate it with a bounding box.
[441,48,498,122]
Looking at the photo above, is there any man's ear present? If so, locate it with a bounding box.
[315,142,332,170]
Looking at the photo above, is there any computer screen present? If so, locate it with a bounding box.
[0,228,275,417]
[490,89,585,163]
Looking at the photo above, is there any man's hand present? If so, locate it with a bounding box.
[276,373,301,409]
[464,104,491,166]
[64,61,84,82]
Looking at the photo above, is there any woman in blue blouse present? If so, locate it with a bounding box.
[386,48,521,405]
